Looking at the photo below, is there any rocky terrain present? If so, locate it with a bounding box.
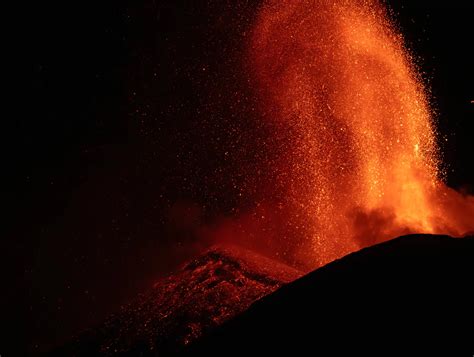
[52,245,301,355]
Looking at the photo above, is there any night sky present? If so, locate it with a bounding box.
[5,0,473,354]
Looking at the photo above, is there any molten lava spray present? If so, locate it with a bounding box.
[247,0,474,266]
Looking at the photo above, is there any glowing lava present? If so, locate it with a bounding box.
[248,0,474,266]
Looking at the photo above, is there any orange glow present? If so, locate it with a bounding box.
[248,0,474,266]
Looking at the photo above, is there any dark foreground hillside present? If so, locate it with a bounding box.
[187,234,474,356]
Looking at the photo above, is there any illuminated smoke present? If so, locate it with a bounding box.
[246,0,474,267]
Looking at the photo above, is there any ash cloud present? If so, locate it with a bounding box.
[349,206,412,247]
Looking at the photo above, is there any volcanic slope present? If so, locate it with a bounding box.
[51,245,302,356]
[187,234,474,356]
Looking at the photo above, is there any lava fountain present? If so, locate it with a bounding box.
[247,0,474,266]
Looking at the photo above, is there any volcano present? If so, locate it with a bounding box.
[53,234,473,355]
[51,245,301,355]
[188,234,474,356]
[16,0,474,355]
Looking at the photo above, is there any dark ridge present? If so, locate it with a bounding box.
[186,234,474,356]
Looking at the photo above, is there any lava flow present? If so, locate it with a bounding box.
[246,0,474,266]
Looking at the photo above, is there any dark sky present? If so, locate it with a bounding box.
[5,0,473,354]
